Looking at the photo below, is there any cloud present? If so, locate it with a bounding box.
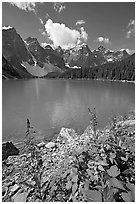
[44,19,88,49]
[77,27,88,44]
[96,36,111,44]
[53,3,66,13]
[76,20,85,26]
[125,19,135,38]
[9,2,38,13]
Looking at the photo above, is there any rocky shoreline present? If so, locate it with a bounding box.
[2,114,135,202]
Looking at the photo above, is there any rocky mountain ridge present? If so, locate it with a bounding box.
[63,44,130,69]
[2,26,65,79]
[2,26,134,79]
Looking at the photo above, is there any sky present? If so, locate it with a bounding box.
[2,2,135,53]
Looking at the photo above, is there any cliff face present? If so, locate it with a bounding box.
[63,44,130,69]
[2,55,33,79]
[2,27,65,79]
[24,37,65,69]
[2,27,34,79]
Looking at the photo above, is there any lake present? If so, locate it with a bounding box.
[2,79,135,143]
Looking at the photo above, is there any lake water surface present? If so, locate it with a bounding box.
[2,79,135,143]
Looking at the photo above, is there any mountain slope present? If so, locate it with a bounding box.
[63,44,130,69]
[2,25,133,80]
[58,53,135,81]
[2,27,65,78]
[2,26,34,79]
[24,37,65,69]
[2,56,21,79]
[2,55,34,79]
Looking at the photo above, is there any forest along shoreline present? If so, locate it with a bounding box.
[2,111,135,202]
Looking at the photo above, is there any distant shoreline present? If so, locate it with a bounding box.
[2,75,135,83]
[44,77,135,84]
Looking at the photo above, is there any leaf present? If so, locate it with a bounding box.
[62,169,70,179]
[98,159,108,166]
[109,157,114,164]
[98,165,105,171]
[72,175,78,183]
[105,188,118,202]
[109,178,125,190]
[77,148,84,154]
[107,165,120,177]
[13,192,28,202]
[87,169,94,177]
[88,147,98,154]
[66,180,72,190]
[110,152,116,159]
[122,169,133,174]
[83,189,102,202]
[121,156,128,161]
[121,192,132,202]
[84,180,90,190]
[126,183,135,201]
[72,183,78,195]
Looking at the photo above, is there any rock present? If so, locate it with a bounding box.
[58,128,77,143]
[121,120,135,127]
[2,142,19,160]
[82,125,94,139]
[45,142,56,149]
[9,184,20,193]
[12,190,28,202]
[37,142,46,148]
[2,186,8,197]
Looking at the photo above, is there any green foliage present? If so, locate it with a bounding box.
[38,112,134,202]
[58,54,135,81]
[88,107,98,137]
[22,119,44,200]
[3,112,135,202]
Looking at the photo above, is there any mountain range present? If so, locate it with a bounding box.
[2,26,135,81]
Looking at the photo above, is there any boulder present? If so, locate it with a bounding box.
[2,142,19,160]
[121,120,135,127]
[58,128,77,143]
[45,142,56,149]
[37,142,46,148]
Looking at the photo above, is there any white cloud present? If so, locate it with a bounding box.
[10,2,37,13]
[125,19,135,38]
[44,19,88,49]
[77,27,88,44]
[53,3,66,13]
[76,20,85,26]
[96,36,111,44]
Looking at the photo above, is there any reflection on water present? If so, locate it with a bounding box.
[2,79,135,142]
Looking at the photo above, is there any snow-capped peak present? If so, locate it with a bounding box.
[2,25,13,30]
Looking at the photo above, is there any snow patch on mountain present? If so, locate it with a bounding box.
[21,61,63,77]
[2,25,13,30]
